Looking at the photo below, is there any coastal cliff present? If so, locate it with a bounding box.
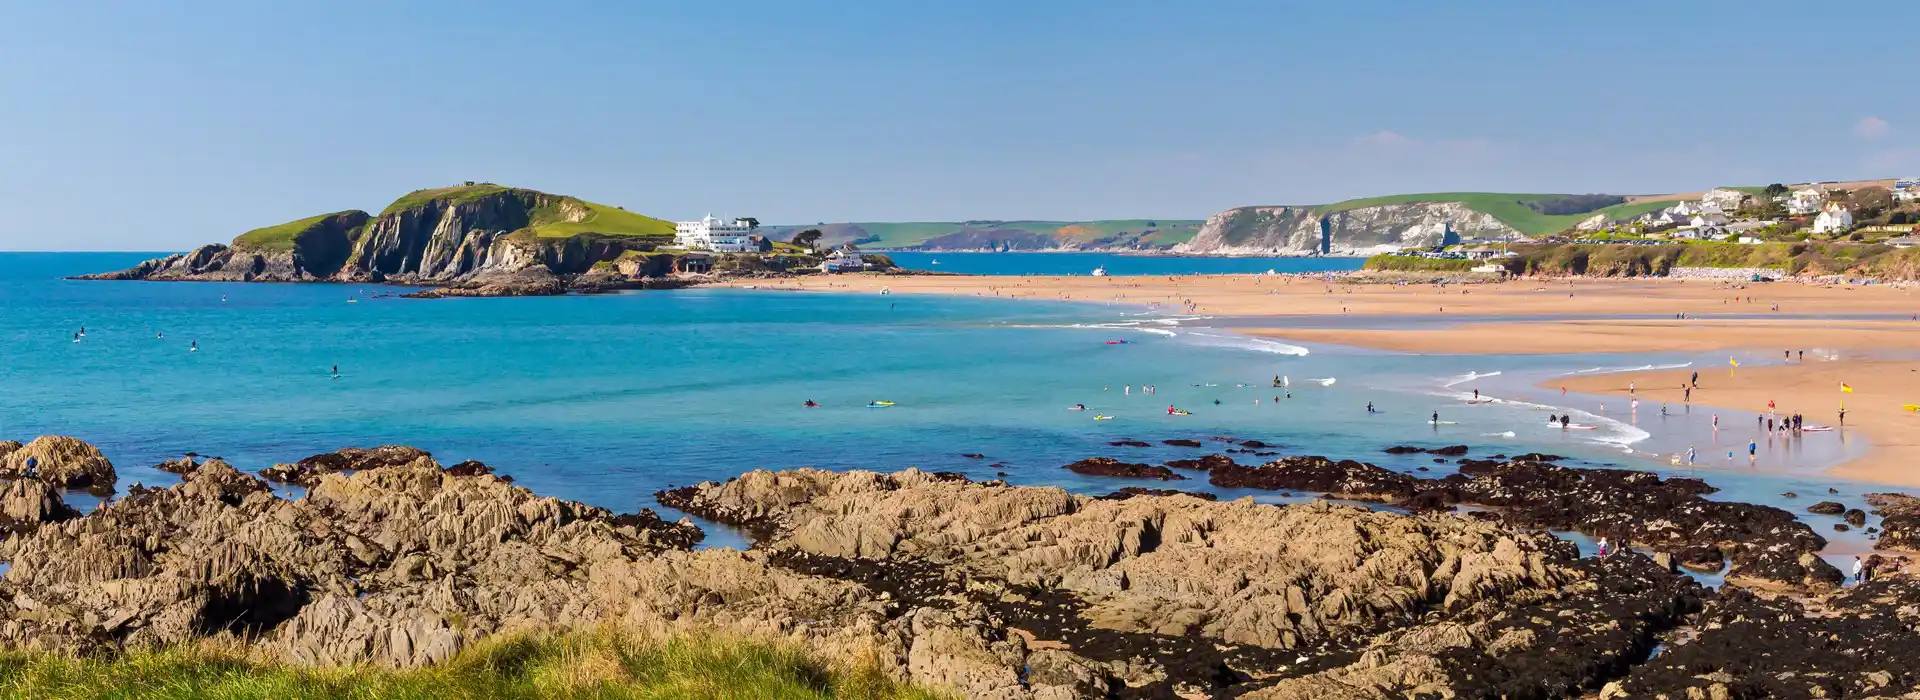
[74,184,768,295]
[1175,202,1519,255]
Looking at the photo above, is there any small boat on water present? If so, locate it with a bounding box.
[930,259,941,265]
[1091,266,1108,277]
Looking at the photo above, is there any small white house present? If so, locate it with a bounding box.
[1689,212,1729,228]
[822,246,868,272]
[1787,187,1828,215]
[1670,200,1705,217]
[674,215,758,252]
[1811,202,1854,234]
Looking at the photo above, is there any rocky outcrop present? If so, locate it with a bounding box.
[259,445,433,486]
[0,436,117,494]
[662,467,1714,697]
[72,187,734,297]
[1061,458,1185,481]
[1209,456,1418,502]
[1868,493,1920,552]
[1175,202,1521,256]
[1603,580,1920,698]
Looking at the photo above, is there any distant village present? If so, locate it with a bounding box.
[1405,179,1920,268]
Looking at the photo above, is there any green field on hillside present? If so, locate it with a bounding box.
[527,199,675,238]
[1316,193,1673,235]
[232,211,368,251]
[808,220,1202,248]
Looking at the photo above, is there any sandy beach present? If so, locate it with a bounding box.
[1556,360,1920,487]
[740,273,1920,317]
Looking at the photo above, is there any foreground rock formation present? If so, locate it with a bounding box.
[0,439,1913,698]
[0,436,117,494]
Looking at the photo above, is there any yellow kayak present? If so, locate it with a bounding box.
[1904,404,1919,413]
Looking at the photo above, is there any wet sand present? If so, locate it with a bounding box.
[740,274,1920,317]
[1253,319,1920,355]
[1556,360,1920,487]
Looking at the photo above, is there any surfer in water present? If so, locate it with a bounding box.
[1431,411,1440,425]
[190,340,198,352]
[1472,389,1480,400]
[804,400,818,407]
[1560,415,1570,428]
[331,364,339,379]
[1272,375,1283,387]
[1366,402,1376,413]
[1071,403,1086,411]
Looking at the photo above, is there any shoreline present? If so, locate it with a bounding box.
[717,273,1920,488]
[1552,359,1920,488]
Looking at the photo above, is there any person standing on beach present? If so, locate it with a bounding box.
[1748,439,1757,465]
[1686,445,1696,465]
[1840,407,1847,425]
[1853,556,1864,584]
[1712,414,1719,430]
[1628,381,1635,395]
[1691,371,1699,387]
[1684,385,1692,402]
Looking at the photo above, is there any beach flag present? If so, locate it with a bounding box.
[1729,357,1739,367]
[1841,383,1854,393]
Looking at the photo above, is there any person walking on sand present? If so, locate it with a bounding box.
[1852,556,1864,584]
[1839,406,1847,425]
[1686,445,1696,465]
[1628,381,1635,395]
[1712,414,1719,430]
[1748,439,1757,466]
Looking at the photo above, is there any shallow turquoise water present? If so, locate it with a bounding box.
[0,253,1883,563]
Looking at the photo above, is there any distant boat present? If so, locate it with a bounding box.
[1091,266,1108,277]
[930,259,941,265]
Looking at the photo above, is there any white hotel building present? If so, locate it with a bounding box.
[674,215,757,252]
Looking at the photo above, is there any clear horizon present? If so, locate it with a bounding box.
[3,0,1916,251]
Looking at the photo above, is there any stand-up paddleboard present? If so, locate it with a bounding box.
[867,401,894,408]
[1429,420,1459,425]
[1093,415,1114,421]
[1803,425,1835,432]
[1563,424,1597,430]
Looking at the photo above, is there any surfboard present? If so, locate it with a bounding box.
[1429,420,1459,425]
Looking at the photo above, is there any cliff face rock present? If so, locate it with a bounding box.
[1176,202,1519,255]
[76,188,679,291]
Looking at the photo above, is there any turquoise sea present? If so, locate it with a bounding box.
[0,253,1880,560]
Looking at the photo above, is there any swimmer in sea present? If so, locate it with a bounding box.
[331,364,339,379]
[804,400,818,407]
[1072,403,1086,411]
[1366,402,1376,413]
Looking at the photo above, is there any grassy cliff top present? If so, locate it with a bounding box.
[232,210,369,251]
[1314,193,1673,236]
[527,198,674,238]
[380,184,515,215]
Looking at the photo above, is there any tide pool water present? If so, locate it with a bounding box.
[886,252,1365,276]
[0,253,1881,564]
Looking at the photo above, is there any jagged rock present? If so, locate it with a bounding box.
[0,478,78,532]
[260,445,433,486]
[1208,456,1418,502]
[0,436,117,494]
[1097,487,1218,502]
[1062,458,1184,481]
[442,460,493,477]
[154,456,200,476]
[1609,580,1920,696]
[1383,445,1469,456]
[1108,440,1151,448]
[1845,508,1868,526]
[1807,501,1846,515]
[1163,454,1235,471]
[1161,439,1203,448]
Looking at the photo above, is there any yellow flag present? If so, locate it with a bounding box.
[1841,383,1854,393]
[1729,357,1739,368]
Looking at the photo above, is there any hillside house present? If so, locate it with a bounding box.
[1701,188,1750,211]
[1812,202,1854,234]
[821,245,868,272]
[1787,187,1828,215]
[1895,178,1920,203]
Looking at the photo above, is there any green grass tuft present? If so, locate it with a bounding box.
[0,631,947,700]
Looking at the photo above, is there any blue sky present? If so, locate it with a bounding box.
[2,0,1916,250]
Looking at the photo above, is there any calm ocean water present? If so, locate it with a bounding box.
[0,253,1877,558]
[886,252,1366,276]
